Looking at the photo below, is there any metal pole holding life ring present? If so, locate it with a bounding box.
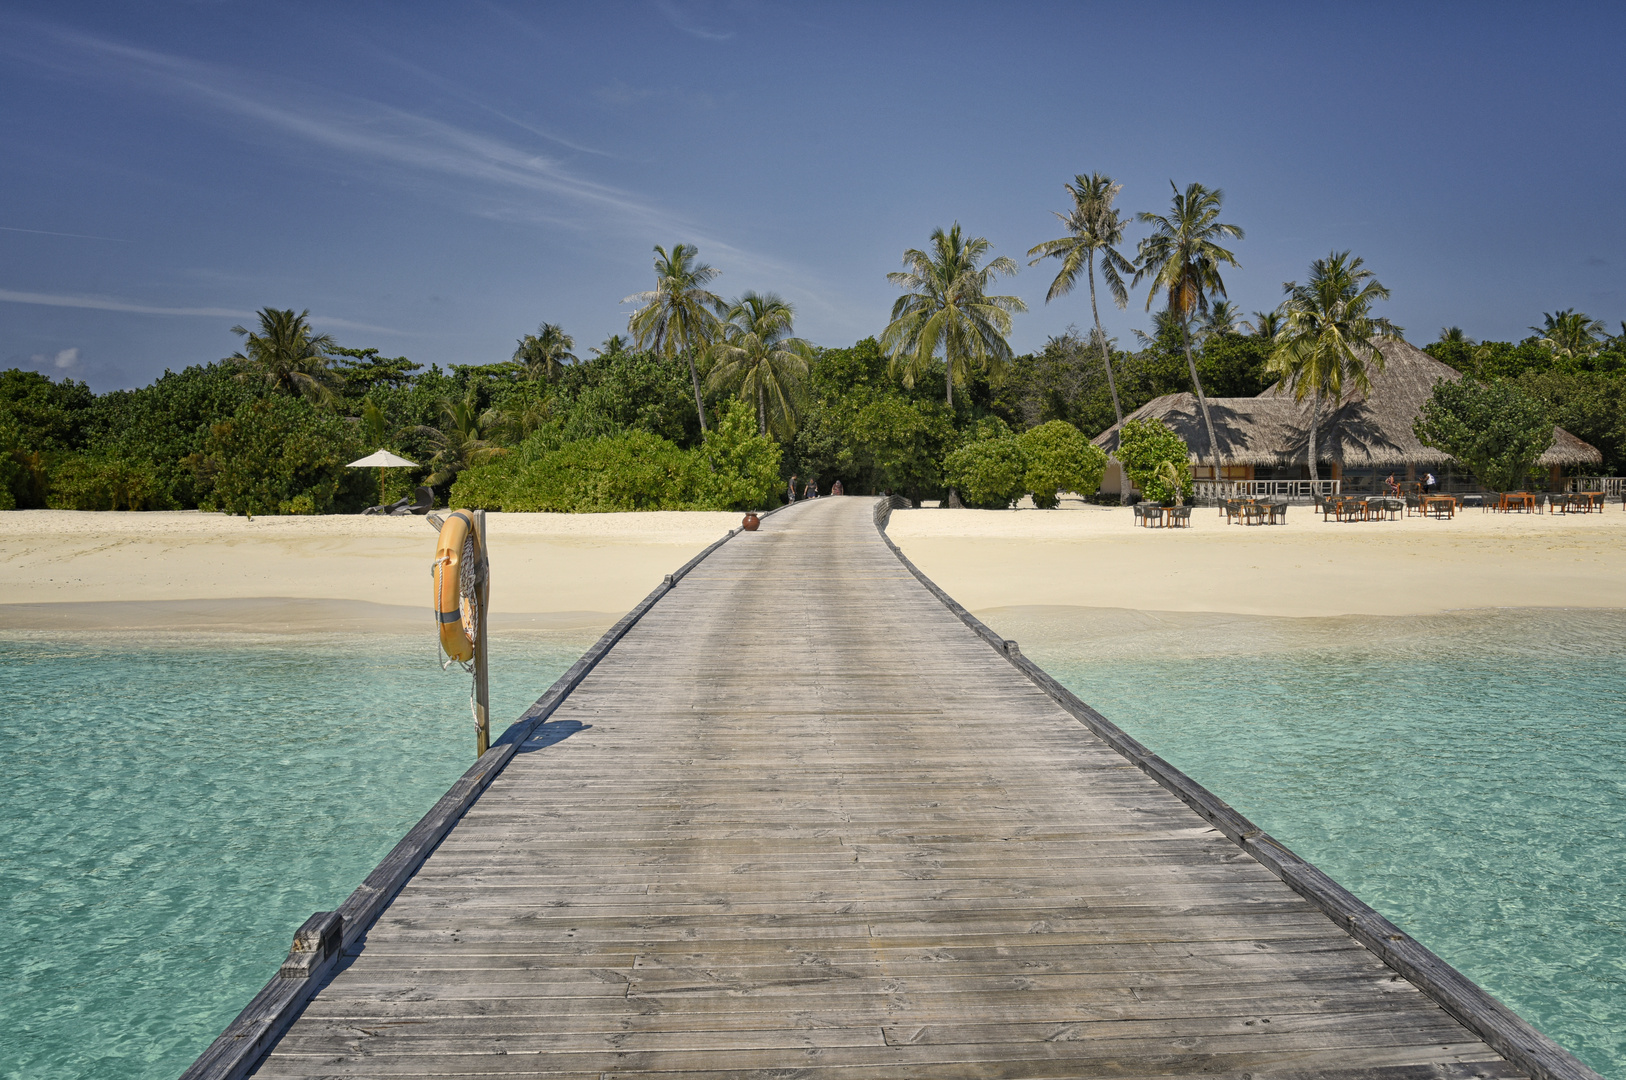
[431,508,491,756]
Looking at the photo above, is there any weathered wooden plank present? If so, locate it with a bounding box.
[180,497,1591,1080]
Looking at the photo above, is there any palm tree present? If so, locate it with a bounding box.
[1197,300,1244,342]
[227,307,340,404]
[418,392,506,486]
[1247,308,1285,339]
[1530,309,1605,359]
[1265,251,1401,482]
[591,334,630,359]
[512,323,577,381]
[1437,326,1477,345]
[706,292,814,437]
[1133,182,1244,471]
[1027,173,1136,426]
[883,223,1026,407]
[625,243,724,431]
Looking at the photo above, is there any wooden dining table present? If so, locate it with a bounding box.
[1497,492,1541,513]
[1420,494,1457,518]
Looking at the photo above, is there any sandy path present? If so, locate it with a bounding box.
[885,502,1626,617]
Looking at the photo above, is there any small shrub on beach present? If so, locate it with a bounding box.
[943,436,1026,508]
[1116,418,1192,503]
[693,401,783,511]
[1016,420,1106,508]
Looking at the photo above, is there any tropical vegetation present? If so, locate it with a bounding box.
[1265,252,1402,481]
[3,175,1621,515]
[1414,378,1555,492]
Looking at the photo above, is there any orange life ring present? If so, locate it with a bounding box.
[431,510,481,663]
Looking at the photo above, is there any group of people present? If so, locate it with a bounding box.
[1382,473,1439,495]
[786,476,843,503]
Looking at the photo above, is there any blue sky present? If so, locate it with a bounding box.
[2,1,1623,391]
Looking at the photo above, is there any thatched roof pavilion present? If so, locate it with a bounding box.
[1092,339,1600,472]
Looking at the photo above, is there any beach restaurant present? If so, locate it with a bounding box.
[1093,339,1601,500]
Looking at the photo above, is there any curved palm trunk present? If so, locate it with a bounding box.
[1306,387,1321,483]
[1086,256,1129,503]
[758,382,767,435]
[945,357,954,408]
[1181,320,1222,483]
[684,351,708,432]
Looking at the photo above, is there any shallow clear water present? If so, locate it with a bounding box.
[4,611,1623,1079]
[0,630,594,1080]
[987,606,1626,1078]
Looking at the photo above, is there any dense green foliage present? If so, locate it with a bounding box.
[196,396,368,515]
[451,401,779,512]
[0,237,1617,516]
[1425,333,1626,473]
[1017,420,1108,509]
[1413,378,1554,492]
[944,434,1027,509]
[1116,418,1193,503]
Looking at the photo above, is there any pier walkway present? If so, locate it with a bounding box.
[212,497,1583,1079]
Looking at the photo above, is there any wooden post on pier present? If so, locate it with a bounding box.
[473,509,491,757]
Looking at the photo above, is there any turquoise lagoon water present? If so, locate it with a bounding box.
[3,610,1623,1078]
[0,629,595,1080]
[989,606,1626,1078]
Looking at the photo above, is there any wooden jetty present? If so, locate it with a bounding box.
[184,496,1598,1080]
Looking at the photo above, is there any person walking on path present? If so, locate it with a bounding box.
[805,478,819,500]
[832,480,844,496]
[787,475,799,504]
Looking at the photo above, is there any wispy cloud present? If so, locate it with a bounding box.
[0,288,250,318]
[39,30,700,242]
[0,225,131,243]
[9,21,862,341]
[653,0,735,41]
[0,289,405,336]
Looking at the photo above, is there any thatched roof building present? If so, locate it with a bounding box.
[1092,339,1599,473]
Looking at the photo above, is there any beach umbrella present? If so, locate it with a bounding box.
[348,449,419,507]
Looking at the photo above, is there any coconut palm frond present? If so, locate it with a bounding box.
[705,291,813,438]
[625,243,723,430]
[881,223,1026,407]
[226,307,341,405]
[512,323,577,381]
[1131,181,1245,466]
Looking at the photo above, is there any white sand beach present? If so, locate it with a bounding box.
[886,501,1626,617]
[0,510,739,633]
[2,499,1624,632]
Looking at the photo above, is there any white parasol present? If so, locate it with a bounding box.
[348,449,419,468]
[348,449,419,507]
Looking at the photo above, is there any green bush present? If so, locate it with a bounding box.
[694,401,783,511]
[1414,377,1553,491]
[195,396,364,515]
[46,455,164,510]
[452,401,781,513]
[1116,418,1192,504]
[943,436,1026,508]
[1016,420,1107,508]
[453,430,699,512]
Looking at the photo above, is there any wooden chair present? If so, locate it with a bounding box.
[1141,505,1164,528]
[1166,506,1192,528]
